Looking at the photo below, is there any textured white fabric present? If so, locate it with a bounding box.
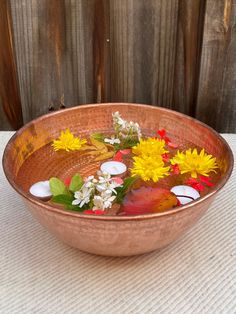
[0,132,236,314]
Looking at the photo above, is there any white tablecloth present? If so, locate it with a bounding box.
[0,132,235,314]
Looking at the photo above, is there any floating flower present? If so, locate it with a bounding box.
[131,155,170,182]
[185,175,214,191]
[52,129,87,152]
[112,111,142,141]
[170,164,180,175]
[132,138,168,157]
[171,148,218,178]
[93,192,116,210]
[72,175,97,207]
[157,129,178,148]
[104,136,121,145]
[113,149,131,162]
[72,188,92,207]
[185,178,204,191]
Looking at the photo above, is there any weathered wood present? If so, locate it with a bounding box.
[109,0,179,107]
[173,0,206,116]
[0,0,23,130]
[196,0,236,132]
[10,0,96,123]
[93,0,110,102]
[0,99,13,130]
[1,0,236,132]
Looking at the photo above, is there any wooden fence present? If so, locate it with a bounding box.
[0,0,236,132]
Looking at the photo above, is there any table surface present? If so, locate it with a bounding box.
[0,131,236,314]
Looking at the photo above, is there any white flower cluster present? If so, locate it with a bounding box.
[104,136,121,145]
[112,111,142,141]
[72,171,122,211]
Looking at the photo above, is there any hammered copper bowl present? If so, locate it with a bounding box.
[3,103,233,256]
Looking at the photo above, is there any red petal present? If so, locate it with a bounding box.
[193,183,205,191]
[186,178,205,191]
[112,177,124,185]
[164,136,171,144]
[186,178,198,185]
[113,151,123,162]
[94,210,105,215]
[171,164,180,175]
[157,129,166,138]
[83,209,105,215]
[167,141,178,149]
[176,199,181,206]
[120,149,131,155]
[83,210,94,215]
[64,177,72,187]
[199,176,214,187]
[162,153,170,162]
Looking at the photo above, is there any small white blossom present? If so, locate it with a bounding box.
[112,112,126,129]
[93,193,116,210]
[104,136,121,145]
[86,175,94,182]
[93,195,104,209]
[112,111,142,141]
[72,170,123,211]
[72,187,93,207]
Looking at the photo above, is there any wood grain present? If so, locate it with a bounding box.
[93,0,110,102]
[0,99,13,130]
[173,0,206,116]
[1,0,236,132]
[10,0,96,123]
[109,0,179,107]
[0,0,23,130]
[196,0,236,132]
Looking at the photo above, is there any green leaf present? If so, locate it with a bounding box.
[116,176,138,204]
[51,194,74,205]
[49,177,69,196]
[69,173,83,192]
[114,138,139,151]
[123,176,138,190]
[91,132,105,142]
[51,194,85,212]
[65,204,84,212]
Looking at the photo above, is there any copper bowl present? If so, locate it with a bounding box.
[2,103,234,256]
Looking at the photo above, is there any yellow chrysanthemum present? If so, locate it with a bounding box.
[131,155,170,182]
[52,129,87,152]
[132,138,168,157]
[170,148,218,178]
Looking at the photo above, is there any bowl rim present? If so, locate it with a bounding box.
[2,103,234,221]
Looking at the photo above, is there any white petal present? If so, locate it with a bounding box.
[72,199,80,205]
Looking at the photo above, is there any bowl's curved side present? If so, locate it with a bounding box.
[22,194,215,256]
[2,103,233,256]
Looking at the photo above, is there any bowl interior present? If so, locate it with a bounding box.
[3,103,233,215]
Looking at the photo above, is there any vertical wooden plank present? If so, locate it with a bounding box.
[93,0,110,102]
[10,0,96,123]
[0,99,13,130]
[0,0,23,130]
[173,0,206,115]
[109,0,179,107]
[196,0,236,132]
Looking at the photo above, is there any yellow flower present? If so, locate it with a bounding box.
[52,129,87,152]
[170,148,218,178]
[131,155,170,182]
[132,138,168,157]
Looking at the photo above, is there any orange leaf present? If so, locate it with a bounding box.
[94,151,114,161]
[121,186,178,215]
